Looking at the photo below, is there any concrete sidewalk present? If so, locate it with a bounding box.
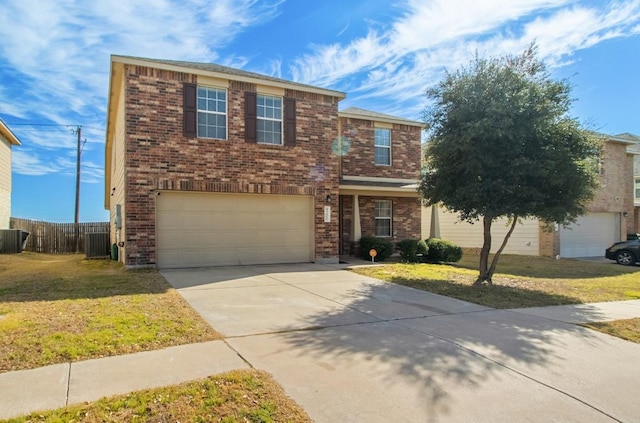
[2,264,640,421]
[0,341,248,420]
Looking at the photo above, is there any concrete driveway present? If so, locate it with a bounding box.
[161,263,640,423]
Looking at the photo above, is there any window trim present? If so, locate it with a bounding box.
[374,128,391,166]
[635,176,640,201]
[196,85,228,140]
[374,199,392,237]
[257,94,283,145]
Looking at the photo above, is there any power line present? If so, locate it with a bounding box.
[1,123,79,127]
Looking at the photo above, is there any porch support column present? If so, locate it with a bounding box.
[429,204,440,238]
[352,195,361,241]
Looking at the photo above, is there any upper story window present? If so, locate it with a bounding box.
[197,87,227,139]
[635,177,640,201]
[257,94,282,145]
[374,200,392,237]
[374,128,391,165]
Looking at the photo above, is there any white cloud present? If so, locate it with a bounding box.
[12,150,64,176]
[0,0,283,178]
[290,30,390,87]
[0,0,283,129]
[289,0,640,120]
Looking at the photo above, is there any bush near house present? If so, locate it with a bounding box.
[359,236,394,261]
[425,238,463,263]
[397,239,429,263]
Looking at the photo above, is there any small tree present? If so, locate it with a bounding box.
[419,44,598,285]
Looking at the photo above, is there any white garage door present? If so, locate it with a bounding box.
[560,213,620,258]
[156,192,314,268]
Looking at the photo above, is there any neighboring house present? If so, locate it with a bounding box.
[0,119,21,229]
[423,133,640,257]
[105,56,423,269]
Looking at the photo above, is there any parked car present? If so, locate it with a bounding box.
[605,239,640,265]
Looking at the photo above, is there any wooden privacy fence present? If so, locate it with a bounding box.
[10,218,110,254]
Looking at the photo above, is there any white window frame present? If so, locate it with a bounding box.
[197,86,227,139]
[257,94,283,145]
[374,200,392,237]
[635,176,640,202]
[374,128,391,166]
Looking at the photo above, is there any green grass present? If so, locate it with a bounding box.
[0,253,221,372]
[2,370,311,423]
[351,253,640,309]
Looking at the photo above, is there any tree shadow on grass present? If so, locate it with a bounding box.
[264,272,638,422]
[453,253,640,279]
[387,276,583,309]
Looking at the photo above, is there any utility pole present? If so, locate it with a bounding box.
[73,126,82,253]
[75,125,81,225]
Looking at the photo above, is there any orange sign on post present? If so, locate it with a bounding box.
[369,249,377,262]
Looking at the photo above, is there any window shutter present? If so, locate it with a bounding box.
[284,97,296,146]
[245,91,257,143]
[183,83,197,138]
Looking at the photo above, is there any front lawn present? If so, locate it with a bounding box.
[350,252,640,309]
[4,370,311,423]
[0,253,221,372]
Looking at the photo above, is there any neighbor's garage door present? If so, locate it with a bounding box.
[560,212,619,258]
[156,192,314,268]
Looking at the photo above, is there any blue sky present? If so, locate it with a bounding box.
[1,0,639,222]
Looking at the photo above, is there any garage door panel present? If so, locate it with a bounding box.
[560,213,619,258]
[157,192,314,268]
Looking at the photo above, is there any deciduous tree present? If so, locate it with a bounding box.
[419,45,598,285]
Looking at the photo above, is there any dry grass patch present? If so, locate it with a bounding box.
[582,318,640,343]
[0,253,221,372]
[3,369,311,423]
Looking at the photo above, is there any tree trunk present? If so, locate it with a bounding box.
[474,216,493,285]
[474,215,519,286]
[487,215,519,279]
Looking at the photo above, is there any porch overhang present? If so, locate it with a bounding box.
[339,176,419,197]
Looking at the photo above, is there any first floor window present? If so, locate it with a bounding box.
[375,200,392,237]
[257,94,282,144]
[374,128,391,165]
[635,177,640,201]
[197,86,227,139]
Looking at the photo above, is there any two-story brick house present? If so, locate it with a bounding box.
[104,56,422,268]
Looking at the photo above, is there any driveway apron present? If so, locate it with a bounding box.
[161,264,640,423]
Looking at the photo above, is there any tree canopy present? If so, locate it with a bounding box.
[419,45,599,284]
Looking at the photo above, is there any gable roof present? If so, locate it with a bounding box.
[614,133,640,143]
[339,107,424,127]
[0,118,21,146]
[111,55,346,99]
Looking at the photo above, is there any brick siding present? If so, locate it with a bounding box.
[341,195,421,252]
[340,118,421,179]
[588,142,635,235]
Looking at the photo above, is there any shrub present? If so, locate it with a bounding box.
[396,239,429,263]
[417,240,428,256]
[397,239,419,263]
[425,238,463,263]
[359,236,394,262]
